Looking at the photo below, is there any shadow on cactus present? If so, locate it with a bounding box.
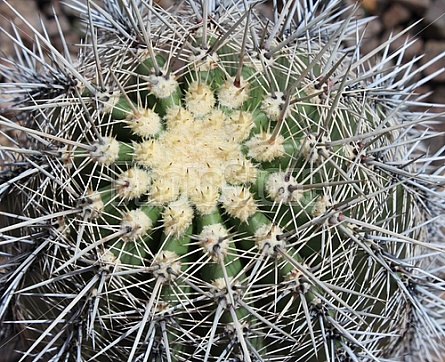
[1,0,445,361]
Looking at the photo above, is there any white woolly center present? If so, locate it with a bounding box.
[134,82,255,217]
[162,198,194,237]
[90,137,120,165]
[261,92,286,120]
[189,49,219,71]
[284,268,311,294]
[225,111,254,143]
[133,139,161,168]
[152,250,182,282]
[224,157,257,185]
[217,77,250,109]
[81,190,104,220]
[266,172,303,203]
[98,250,121,271]
[184,81,215,117]
[245,131,285,162]
[255,224,285,256]
[219,185,257,222]
[300,134,330,163]
[147,74,178,99]
[120,209,153,240]
[211,277,242,305]
[126,107,162,137]
[199,223,230,260]
[116,167,151,199]
[311,195,329,217]
[100,91,121,113]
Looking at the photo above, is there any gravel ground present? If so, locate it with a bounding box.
[352,0,445,105]
[348,0,445,156]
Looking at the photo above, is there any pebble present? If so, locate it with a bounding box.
[346,0,445,156]
[394,0,431,16]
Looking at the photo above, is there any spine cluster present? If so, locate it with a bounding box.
[0,1,444,361]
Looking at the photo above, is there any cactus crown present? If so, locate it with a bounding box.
[1,1,445,361]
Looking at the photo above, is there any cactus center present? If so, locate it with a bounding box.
[133,80,259,229]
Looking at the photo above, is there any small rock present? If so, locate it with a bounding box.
[382,3,412,29]
[394,0,431,16]
[420,40,445,82]
[359,18,384,56]
[361,0,381,14]
[428,85,445,113]
[0,0,43,48]
[423,1,445,39]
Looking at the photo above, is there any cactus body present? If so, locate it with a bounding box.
[1,1,445,361]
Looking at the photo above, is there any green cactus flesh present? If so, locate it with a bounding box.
[1,1,445,361]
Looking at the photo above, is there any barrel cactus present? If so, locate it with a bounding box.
[1,0,445,361]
